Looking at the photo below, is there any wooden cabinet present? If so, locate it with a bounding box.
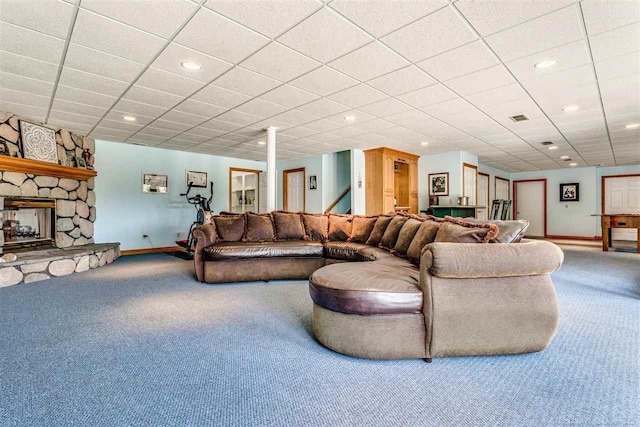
[364,147,419,215]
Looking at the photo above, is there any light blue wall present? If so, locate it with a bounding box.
[94,140,265,250]
[276,156,324,213]
[478,163,512,203]
[350,149,366,215]
[418,151,477,210]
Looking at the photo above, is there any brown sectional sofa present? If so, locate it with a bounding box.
[193,211,564,361]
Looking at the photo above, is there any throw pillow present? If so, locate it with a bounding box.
[434,216,499,243]
[393,218,422,256]
[365,215,393,246]
[350,216,377,243]
[303,214,329,241]
[213,215,246,242]
[271,211,305,240]
[406,219,441,264]
[244,213,275,242]
[379,215,408,249]
[328,214,353,241]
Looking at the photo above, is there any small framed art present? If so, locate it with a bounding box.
[428,172,449,196]
[309,175,318,190]
[143,173,168,193]
[560,183,579,202]
[19,120,58,164]
[186,170,207,188]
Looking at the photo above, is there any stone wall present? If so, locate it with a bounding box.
[0,110,96,249]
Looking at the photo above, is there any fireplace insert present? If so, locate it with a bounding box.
[0,197,56,253]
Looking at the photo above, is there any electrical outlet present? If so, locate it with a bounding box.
[142,234,148,239]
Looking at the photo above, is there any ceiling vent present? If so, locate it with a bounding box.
[509,114,529,122]
[540,141,554,146]
[562,158,573,162]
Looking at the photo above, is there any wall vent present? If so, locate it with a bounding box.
[540,141,554,146]
[509,114,529,122]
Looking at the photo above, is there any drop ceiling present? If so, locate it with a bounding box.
[0,0,638,172]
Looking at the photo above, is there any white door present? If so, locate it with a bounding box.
[477,174,489,220]
[605,176,640,241]
[286,171,305,212]
[463,165,477,205]
[496,177,510,201]
[515,181,545,237]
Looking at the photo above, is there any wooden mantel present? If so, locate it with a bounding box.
[0,156,97,180]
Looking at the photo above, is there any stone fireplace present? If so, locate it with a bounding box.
[0,196,56,253]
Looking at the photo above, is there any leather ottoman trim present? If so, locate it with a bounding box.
[204,241,323,261]
[309,279,422,315]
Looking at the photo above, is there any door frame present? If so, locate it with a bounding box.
[478,172,490,214]
[462,163,478,204]
[495,176,510,200]
[283,167,306,212]
[513,178,547,238]
[601,173,640,214]
[229,167,262,212]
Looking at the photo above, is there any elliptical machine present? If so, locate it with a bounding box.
[175,181,213,260]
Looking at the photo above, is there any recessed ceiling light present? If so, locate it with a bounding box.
[563,105,580,112]
[569,163,577,166]
[257,140,266,145]
[534,59,557,69]
[560,155,570,159]
[420,141,429,146]
[344,115,355,121]
[122,115,136,122]
[548,146,558,150]
[625,123,640,129]
[181,61,201,71]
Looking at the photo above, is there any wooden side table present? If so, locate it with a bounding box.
[601,214,640,253]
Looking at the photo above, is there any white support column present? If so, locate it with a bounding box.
[265,126,278,212]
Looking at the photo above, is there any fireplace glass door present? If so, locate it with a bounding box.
[0,197,56,253]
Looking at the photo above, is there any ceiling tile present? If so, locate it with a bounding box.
[212,67,280,96]
[417,40,499,81]
[465,83,529,108]
[329,0,446,37]
[0,21,64,64]
[445,65,515,96]
[327,126,366,138]
[329,41,409,82]
[174,8,269,64]
[112,98,167,118]
[71,9,166,63]
[160,110,209,126]
[80,0,197,38]
[296,98,350,116]
[326,109,376,125]
[455,0,573,36]
[137,67,205,97]
[259,84,319,108]
[269,109,319,126]
[48,110,101,127]
[64,43,145,83]
[102,112,154,128]
[277,8,373,63]
[594,51,640,81]
[359,98,413,117]
[0,51,59,82]
[352,118,395,132]
[123,85,184,109]
[0,0,75,38]
[50,98,107,118]
[289,66,358,96]
[138,126,180,138]
[56,84,118,109]
[484,6,584,62]
[396,84,458,108]
[304,118,346,132]
[204,0,321,38]
[58,67,128,97]
[0,72,53,97]
[173,99,227,117]
[581,0,640,36]
[192,84,251,109]
[151,43,233,82]
[504,40,592,82]
[235,98,289,118]
[216,109,262,126]
[241,42,320,82]
[367,66,436,96]
[328,84,387,108]
[522,65,596,98]
[589,22,640,62]
[151,119,193,132]
[0,88,49,109]
[381,7,477,62]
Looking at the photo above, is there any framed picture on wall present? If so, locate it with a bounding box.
[428,172,449,196]
[560,183,579,202]
[142,173,168,193]
[19,120,58,164]
[186,170,207,188]
[309,175,317,190]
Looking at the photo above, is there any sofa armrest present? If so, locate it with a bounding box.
[192,224,217,282]
[420,241,564,279]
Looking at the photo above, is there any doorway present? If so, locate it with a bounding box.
[495,176,510,201]
[513,179,547,237]
[477,172,490,220]
[602,174,640,241]
[283,168,305,212]
[229,168,261,213]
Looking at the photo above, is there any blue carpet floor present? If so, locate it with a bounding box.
[0,248,638,427]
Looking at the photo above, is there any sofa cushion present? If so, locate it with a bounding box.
[407,219,441,263]
[380,215,408,249]
[393,218,422,256]
[204,241,323,261]
[435,216,499,243]
[213,215,245,242]
[463,218,529,243]
[244,213,275,242]
[328,214,353,241]
[272,211,305,240]
[303,214,329,241]
[350,216,377,243]
[309,261,422,315]
[366,215,393,246]
[324,241,369,261]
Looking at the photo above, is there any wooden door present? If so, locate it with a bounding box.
[514,180,546,237]
[604,175,640,241]
[383,154,395,213]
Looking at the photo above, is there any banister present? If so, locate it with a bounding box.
[324,185,351,214]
